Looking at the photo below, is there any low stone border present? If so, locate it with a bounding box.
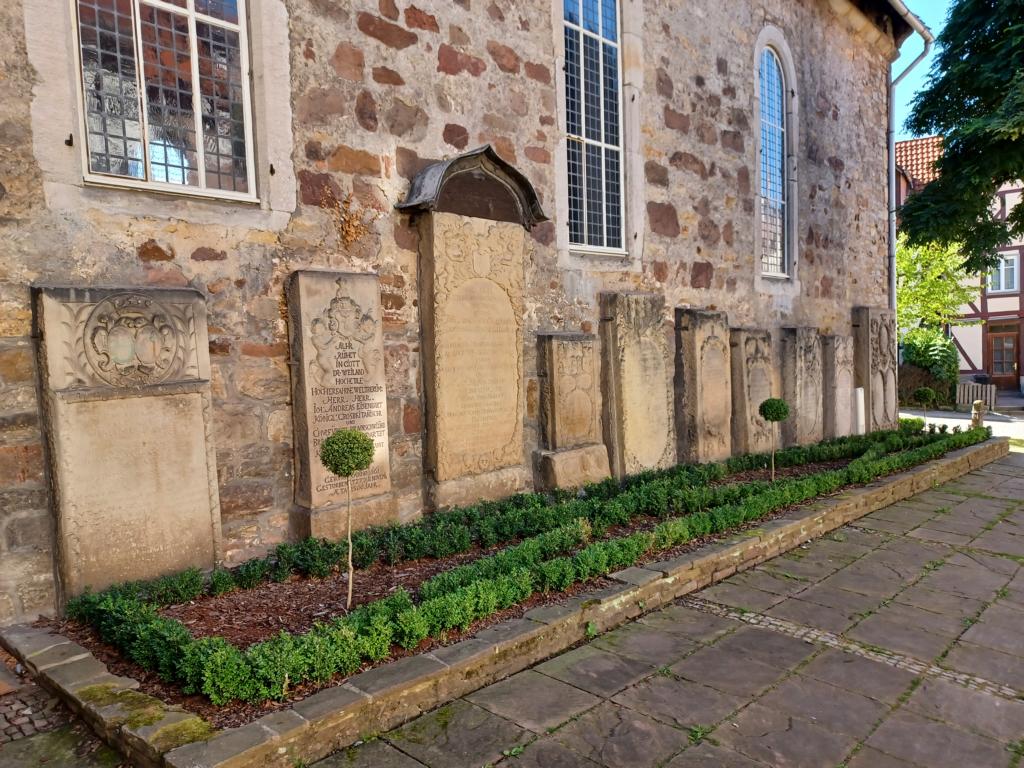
[0,437,1009,768]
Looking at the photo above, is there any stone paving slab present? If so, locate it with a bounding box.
[318,447,1023,768]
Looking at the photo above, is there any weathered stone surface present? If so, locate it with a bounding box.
[538,445,610,491]
[674,309,731,463]
[599,293,675,478]
[537,333,601,450]
[729,329,774,455]
[466,670,599,733]
[853,306,899,431]
[822,334,855,439]
[780,327,824,446]
[287,271,391,515]
[33,287,220,596]
[419,212,527,502]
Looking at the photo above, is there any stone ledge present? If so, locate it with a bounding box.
[0,437,1008,768]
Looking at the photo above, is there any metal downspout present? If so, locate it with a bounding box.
[887,1,934,310]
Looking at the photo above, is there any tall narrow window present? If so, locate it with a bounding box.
[759,47,788,275]
[75,0,255,199]
[564,0,623,251]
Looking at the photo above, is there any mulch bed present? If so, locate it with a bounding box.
[38,457,851,730]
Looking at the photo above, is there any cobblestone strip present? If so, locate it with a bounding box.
[679,596,1021,700]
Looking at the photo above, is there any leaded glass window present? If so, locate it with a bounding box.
[759,47,788,275]
[564,0,623,251]
[75,0,254,198]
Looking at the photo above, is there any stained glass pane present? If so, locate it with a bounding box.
[138,4,199,185]
[583,34,601,141]
[759,48,787,274]
[77,0,144,178]
[564,28,581,138]
[602,42,619,146]
[604,148,621,249]
[582,0,599,34]
[601,0,617,40]
[196,22,248,192]
[568,140,585,245]
[195,0,239,24]
[585,143,603,246]
[563,0,579,25]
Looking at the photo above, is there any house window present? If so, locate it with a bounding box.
[758,47,788,275]
[989,254,1019,293]
[563,0,623,251]
[74,0,255,200]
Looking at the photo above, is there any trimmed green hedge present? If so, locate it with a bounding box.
[77,428,936,611]
[65,426,991,706]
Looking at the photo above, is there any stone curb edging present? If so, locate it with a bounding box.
[0,437,1009,768]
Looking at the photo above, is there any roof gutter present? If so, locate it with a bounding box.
[886,0,934,311]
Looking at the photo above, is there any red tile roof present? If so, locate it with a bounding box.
[895,135,943,188]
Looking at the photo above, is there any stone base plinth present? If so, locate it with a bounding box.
[294,493,398,540]
[537,445,611,490]
[430,466,531,509]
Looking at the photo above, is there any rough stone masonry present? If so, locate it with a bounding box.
[0,0,910,623]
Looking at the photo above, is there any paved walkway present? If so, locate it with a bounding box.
[320,450,1024,768]
[899,408,1024,442]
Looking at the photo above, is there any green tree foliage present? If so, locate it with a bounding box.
[319,428,375,608]
[758,398,789,481]
[896,235,979,330]
[899,1,1024,273]
[902,327,960,387]
[319,429,374,478]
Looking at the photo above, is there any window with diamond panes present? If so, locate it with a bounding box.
[564,0,623,251]
[75,0,254,198]
[759,47,788,275]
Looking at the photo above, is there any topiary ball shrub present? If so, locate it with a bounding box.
[913,386,936,407]
[320,429,375,478]
[759,398,790,423]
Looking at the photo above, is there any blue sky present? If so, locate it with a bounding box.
[893,0,954,141]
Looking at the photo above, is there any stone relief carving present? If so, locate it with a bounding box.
[699,334,730,449]
[429,214,525,481]
[50,291,202,390]
[308,280,383,387]
[800,329,823,437]
[870,313,898,428]
[744,334,773,445]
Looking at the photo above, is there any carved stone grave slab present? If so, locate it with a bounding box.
[729,329,775,455]
[674,309,732,463]
[420,211,528,506]
[822,334,855,439]
[536,332,610,489]
[781,327,824,446]
[287,271,391,528]
[599,292,676,479]
[852,307,899,432]
[33,286,221,598]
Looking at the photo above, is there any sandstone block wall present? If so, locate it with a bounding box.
[0,0,899,622]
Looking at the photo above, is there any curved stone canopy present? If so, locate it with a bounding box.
[396,145,548,230]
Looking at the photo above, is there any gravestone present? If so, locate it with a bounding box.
[852,307,899,431]
[287,271,392,535]
[397,145,547,507]
[674,309,732,463]
[822,334,855,439]
[730,328,775,455]
[419,211,528,506]
[536,332,610,489]
[600,292,676,478]
[780,327,824,446]
[33,286,221,597]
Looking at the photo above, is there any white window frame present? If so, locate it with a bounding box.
[988,253,1019,294]
[753,26,799,288]
[562,0,626,256]
[69,0,258,203]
